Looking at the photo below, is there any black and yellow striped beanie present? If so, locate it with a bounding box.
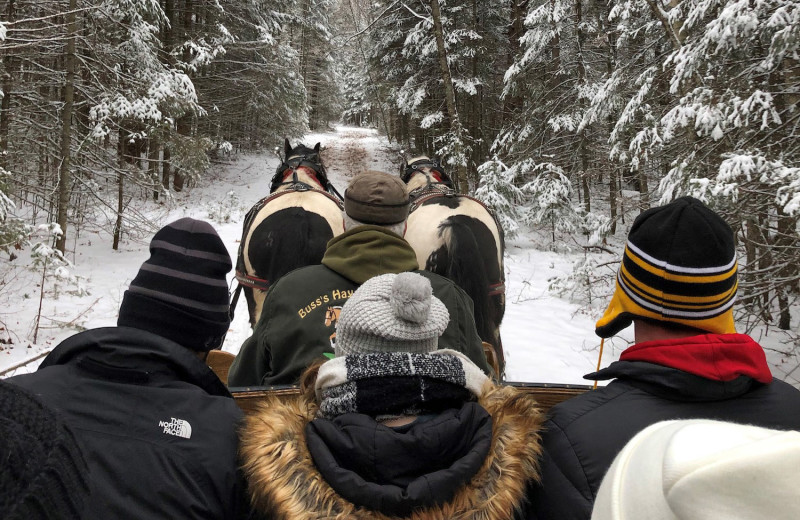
[595,197,738,338]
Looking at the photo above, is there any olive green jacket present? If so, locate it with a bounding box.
[228,226,491,386]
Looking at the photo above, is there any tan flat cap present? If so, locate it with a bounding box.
[344,171,410,225]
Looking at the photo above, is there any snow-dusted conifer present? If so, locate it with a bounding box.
[476,157,525,237]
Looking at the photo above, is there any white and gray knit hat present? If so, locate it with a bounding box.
[335,272,450,356]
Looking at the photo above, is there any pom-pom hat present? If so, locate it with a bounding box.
[344,170,410,225]
[335,272,450,356]
[595,196,738,338]
[118,218,232,351]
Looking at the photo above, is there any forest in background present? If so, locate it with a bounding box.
[0,0,798,345]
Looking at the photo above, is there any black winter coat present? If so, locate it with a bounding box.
[240,382,544,520]
[9,327,247,520]
[528,335,800,520]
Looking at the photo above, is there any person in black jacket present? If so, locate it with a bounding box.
[529,197,800,520]
[239,272,543,520]
[9,218,248,520]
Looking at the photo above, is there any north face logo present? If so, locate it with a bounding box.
[159,417,192,439]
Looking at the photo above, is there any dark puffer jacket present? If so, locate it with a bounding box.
[240,380,543,520]
[8,327,247,520]
[529,333,800,520]
[229,225,491,386]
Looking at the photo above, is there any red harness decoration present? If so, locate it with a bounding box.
[281,166,322,188]
[234,271,271,292]
[488,281,505,297]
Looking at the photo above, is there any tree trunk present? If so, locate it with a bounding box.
[776,213,794,330]
[576,0,590,213]
[149,138,161,200]
[609,166,617,235]
[637,168,649,209]
[430,0,467,190]
[162,146,171,191]
[113,130,125,250]
[503,0,528,122]
[0,0,15,170]
[56,0,78,254]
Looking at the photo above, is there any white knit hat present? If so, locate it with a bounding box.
[592,419,800,520]
[335,272,450,356]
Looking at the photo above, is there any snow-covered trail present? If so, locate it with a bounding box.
[3,126,797,388]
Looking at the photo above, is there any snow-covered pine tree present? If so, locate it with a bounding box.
[193,0,308,148]
[601,0,800,331]
[364,0,510,189]
[492,0,617,222]
[522,162,579,244]
[475,156,525,237]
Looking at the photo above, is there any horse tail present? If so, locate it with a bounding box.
[435,217,493,348]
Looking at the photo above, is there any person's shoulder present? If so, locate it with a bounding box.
[268,264,333,292]
[755,377,800,406]
[414,270,462,293]
[546,381,632,429]
[180,391,244,437]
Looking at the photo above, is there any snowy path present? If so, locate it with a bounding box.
[2,126,798,388]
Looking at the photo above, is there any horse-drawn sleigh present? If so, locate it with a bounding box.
[229,143,513,392]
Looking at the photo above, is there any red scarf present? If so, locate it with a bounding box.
[620,334,772,384]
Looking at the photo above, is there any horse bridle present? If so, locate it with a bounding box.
[401,158,454,188]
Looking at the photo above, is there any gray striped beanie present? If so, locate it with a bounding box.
[118,218,232,351]
[335,272,450,356]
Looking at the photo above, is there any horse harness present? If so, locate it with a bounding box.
[407,183,506,298]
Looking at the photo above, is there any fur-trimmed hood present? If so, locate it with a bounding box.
[240,382,544,520]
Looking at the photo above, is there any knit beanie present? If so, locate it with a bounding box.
[592,419,800,520]
[118,217,232,351]
[344,171,410,225]
[335,272,450,356]
[595,196,737,338]
[0,381,90,520]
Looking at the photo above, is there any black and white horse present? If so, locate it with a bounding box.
[401,156,506,372]
[235,140,344,326]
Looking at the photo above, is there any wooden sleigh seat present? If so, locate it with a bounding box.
[207,350,591,414]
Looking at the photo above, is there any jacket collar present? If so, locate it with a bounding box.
[40,327,232,398]
[322,225,418,284]
[240,383,543,519]
[586,334,773,401]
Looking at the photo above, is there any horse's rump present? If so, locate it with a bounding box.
[240,191,344,324]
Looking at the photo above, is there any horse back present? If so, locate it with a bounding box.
[406,196,503,270]
[241,191,344,324]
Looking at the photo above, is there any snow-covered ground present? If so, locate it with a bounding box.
[1,126,798,388]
